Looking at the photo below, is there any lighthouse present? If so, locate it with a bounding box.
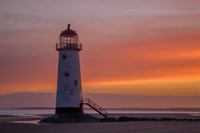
[55,24,83,115]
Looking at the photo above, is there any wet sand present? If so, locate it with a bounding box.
[0,114,200,133]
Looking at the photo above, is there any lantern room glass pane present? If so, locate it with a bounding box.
[60,36,78,46]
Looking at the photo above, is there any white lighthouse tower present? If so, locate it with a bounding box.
[55,24,83,114]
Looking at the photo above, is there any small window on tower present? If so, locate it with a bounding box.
[75,80,78,86]
[62,54,66,59]
[64,72,69,77]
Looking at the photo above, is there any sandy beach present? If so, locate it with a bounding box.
[1,114,200,133]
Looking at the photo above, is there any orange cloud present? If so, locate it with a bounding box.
[83,74,200,96]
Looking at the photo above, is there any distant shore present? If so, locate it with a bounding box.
[2,107,200,111]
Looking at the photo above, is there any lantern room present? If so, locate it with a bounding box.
[56,24,82,51]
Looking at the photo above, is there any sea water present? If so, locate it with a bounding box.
[0,108,200,117]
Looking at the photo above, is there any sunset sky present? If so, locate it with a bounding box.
[0,0,200,97]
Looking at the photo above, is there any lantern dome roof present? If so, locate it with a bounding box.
[60,24,77,36]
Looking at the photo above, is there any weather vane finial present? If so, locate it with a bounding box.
[68,24,71,29]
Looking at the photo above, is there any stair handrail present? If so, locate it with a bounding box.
[82,98,108,115]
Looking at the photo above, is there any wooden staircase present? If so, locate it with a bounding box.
[81,98,108,118]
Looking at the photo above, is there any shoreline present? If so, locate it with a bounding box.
[0,114,200,133]
[1,113,200,123]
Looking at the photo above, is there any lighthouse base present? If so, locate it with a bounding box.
[55,107,83,114]
[40,114,99,123]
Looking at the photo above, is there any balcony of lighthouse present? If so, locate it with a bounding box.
[56,36,82,51]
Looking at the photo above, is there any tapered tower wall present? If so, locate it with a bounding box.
[55,25,83,114]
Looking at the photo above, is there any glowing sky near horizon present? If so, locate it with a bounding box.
[0,0,200,96]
